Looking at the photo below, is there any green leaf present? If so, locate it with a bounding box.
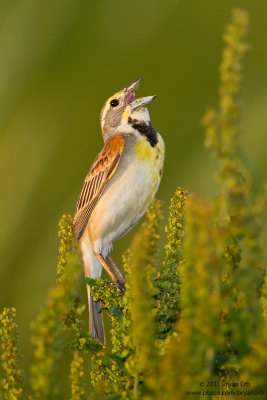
[85,277,98,286]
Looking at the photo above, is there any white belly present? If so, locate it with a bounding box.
[87,134,164,257]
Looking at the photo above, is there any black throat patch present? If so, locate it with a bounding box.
[128,117,158,147]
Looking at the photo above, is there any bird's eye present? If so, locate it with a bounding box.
[110,99,119,107]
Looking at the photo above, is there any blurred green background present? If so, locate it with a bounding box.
[0,0,267,376]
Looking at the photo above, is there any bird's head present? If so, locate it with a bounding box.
[100,77,156,142]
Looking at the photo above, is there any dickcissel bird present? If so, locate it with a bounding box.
[73,78,165,344]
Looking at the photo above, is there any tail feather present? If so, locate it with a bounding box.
[88,286,106,345]
[80,234,105,345]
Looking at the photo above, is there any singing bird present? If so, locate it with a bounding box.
[73,78,165,344]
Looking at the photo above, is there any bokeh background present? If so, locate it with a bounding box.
[1,0,267,376]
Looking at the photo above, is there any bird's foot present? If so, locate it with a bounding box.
[106,280,126,296]
[116,280,126,296]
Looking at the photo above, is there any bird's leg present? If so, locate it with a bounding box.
[96,253,125,295]
[107,255,126,284]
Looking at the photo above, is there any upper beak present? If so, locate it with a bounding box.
[125,77,143,92]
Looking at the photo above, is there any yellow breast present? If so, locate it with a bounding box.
[136,134,163,159]
[135,134,165,189]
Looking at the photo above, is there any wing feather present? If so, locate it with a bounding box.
[73,135,125,239]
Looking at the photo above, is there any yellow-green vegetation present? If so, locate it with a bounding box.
[30,214,84,398]
[1,8,267,400]
[0,308,26,400]
[69,352,85,400]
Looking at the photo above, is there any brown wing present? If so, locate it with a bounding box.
[73,135,125,239]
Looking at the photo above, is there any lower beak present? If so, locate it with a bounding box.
[131,95,156,110]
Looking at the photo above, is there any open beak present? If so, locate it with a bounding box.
[124,77,156,110]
